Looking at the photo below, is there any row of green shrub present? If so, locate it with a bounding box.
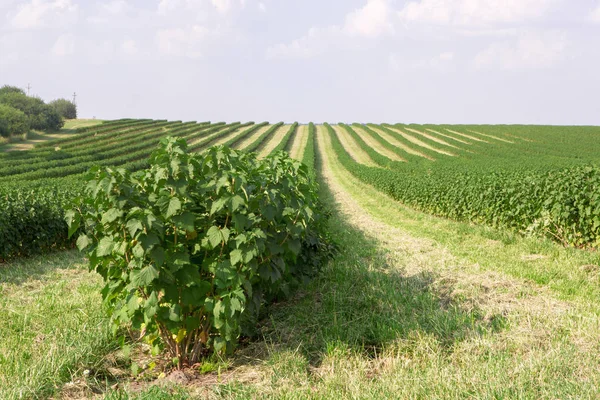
[325,123,600,249]
[0,179,80,261]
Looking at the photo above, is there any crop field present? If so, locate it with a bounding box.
[2,119,600,399]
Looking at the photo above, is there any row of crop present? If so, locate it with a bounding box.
[26,120,179,158]
[0,122,217,181]
[35,119,161,149]
[0,179,81,261]
[226,122,269,148]
[0,119,168,167]
[0,122,184,178]
[323,123,600,249]
[244,122,284,153]
[0,121,189,175]
[271,123,299,154]
[188,122,253,151]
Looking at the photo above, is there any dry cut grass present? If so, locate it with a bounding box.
[258,125,291,158]
[387,126,456,156]
[288,125,309,161]
[330,125,378,167]
[368,125,435,160]
[351,125,406,162]
[403,127,460,149]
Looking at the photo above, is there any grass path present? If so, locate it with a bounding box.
[330,125,377,167]
[368,125,434,160]
[387,126,456,156]
[403,127,459,149]
[289,125,309,160]
[212,125,249,147]
[468,129,515,144]
[445,128,488,143]
[187,125,231,147]
[351,125,406,162]
[425,128,473,145]
[233,125,272,150]
[258,124,291,158]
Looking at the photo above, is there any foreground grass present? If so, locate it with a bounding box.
[0,251,118,399]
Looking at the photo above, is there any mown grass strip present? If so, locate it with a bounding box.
[366,124,436,161]
[387,125,456,157]
[280,123,300,154]
[245,122,284,153]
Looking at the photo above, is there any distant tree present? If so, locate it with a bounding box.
[49,98,77,119]
[0,85,26,96]
[0,104,30,138]
[42,106,64,131]
[0,92,63,131]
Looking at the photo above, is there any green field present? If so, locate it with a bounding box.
[1,120,600,398]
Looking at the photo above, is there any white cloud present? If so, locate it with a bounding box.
[101,0,129,15]
[211,0,232,13]
[343,0,393,37]
[267,0,394,60]
[267,27,334,59]
[589,3,600,22]
[121,39,138,55]
[258,2,266,12]
[474,30,567,69]
[156,25,210,58]
[157,0,180,15]
[389,51,455,71]
[51,34,75,56]
[10,0,78,29]
[398,0,559,27]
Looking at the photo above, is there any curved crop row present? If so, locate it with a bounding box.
[324,123,600,249]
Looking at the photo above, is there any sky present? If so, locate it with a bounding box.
[1,0,600,125]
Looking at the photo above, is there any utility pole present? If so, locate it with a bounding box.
[72,92,77,105]
[26,83,31,96]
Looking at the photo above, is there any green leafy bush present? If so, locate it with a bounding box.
[66,138,333,367]
[0,179,80,261]
[0,104,29,138]
[49,98,77,119]
[0,92,63,131]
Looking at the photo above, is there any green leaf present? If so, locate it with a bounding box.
[230,195,245,212]
[165,197,182,218]
[210,198,227,215]
[172,212,195,232]
[132,243,145,259]
[102,208,123,224]
[207,226,222,248]
[76,234,92,251]
[144,291,159,319]
[126,218,144,237]
[97,237,114,257]
[130,265,160,286]
[65,209,80,238]
[230,249,242,265]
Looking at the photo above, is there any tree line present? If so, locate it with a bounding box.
[0,85,78,139]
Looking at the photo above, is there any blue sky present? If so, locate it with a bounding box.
[1,0,599,124]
